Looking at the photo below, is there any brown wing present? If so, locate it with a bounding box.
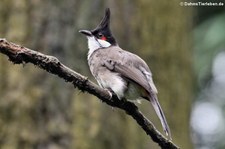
[114,62,150,90]
[102,47,154,94]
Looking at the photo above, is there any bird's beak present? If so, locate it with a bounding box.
[79,30,92,36]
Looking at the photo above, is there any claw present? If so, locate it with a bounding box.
[105,89,113,100]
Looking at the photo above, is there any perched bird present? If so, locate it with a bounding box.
[79,8,171,139]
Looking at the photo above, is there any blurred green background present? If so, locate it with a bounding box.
[0,0,224,149]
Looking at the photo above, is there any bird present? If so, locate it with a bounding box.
[79,8,171,139]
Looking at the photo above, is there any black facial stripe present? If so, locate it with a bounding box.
[94,36,103,48]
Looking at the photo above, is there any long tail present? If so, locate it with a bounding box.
[148,92,172,139]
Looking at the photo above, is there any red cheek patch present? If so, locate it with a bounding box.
[101,36,107,41]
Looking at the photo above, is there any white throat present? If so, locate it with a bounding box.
[87,36,111,59]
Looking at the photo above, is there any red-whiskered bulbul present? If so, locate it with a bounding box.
[79,8,171,139]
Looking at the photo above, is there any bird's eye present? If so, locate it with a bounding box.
[98,33,107,40]
[98,33,103,38]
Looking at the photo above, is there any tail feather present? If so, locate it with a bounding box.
[148,92,171,139]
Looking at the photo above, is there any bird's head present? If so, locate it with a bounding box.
[79,8,117,51]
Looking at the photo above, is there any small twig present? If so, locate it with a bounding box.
[0,38,179,149]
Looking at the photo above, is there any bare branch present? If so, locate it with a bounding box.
[0,38,179,149]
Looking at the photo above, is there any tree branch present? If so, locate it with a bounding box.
[0,38,179,149]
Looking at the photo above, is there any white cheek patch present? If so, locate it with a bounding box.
[87,36,100,52]
[98,39,111,48]
[87,36,111,50]
[87,36,111,60]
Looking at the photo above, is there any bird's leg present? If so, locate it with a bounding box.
[104,88,117,111]
[104,88,113,100]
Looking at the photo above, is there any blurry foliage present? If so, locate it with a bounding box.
[194,12,225,88]
[0,0,193,149]
[192,10,225,149]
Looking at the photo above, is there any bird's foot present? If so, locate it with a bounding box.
[104,89,113,100]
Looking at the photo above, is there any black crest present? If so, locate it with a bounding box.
[95,8,110,31]
[91,8,117,45]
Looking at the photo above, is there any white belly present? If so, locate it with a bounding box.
[96,72,126,99]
